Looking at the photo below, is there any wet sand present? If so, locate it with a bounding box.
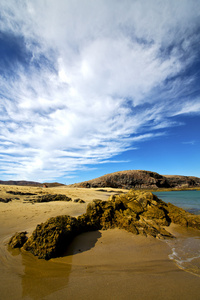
[0,185,200,300]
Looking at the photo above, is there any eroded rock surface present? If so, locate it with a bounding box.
[8,232,28,248]
[6,191,36,196]
[24,194,72,203]
[35,194,72,203]
[9,190,200,259]
[0,197,12,203]
[23,216,78,259]
[70,170,200,189]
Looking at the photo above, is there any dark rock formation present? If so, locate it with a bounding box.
[24,194,72,203]
[34,194,72,203]
[164,175,200,188]
[74,198,85,203]
[23,216,78,259]
[8,232,28,248]
[70,170,200,189]
[9,190,200,260]
[6,191,36,196]
[0,197,12,203]
[167,203,200,229]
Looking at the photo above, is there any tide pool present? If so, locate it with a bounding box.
[153,190,200,215]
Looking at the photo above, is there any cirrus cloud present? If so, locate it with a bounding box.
[0,0,200,182]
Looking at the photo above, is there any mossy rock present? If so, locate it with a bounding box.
[126,201,144,214]
[142,206,169,226]
[9,232,28,248]
[167,203,200,229]
[34,194,72,203]
[23,216,78,259]
[9,190,200,260]
[114,211,138,234]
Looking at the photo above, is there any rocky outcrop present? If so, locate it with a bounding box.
[23,216,79,259]
[70,170,200,189]
[6,191,36,196]
[164,175,200,189]
[0,197,12,203]
[32,194,72,203]
[9,190,200,259]
[8,232,28,248]
[1,193,72,204]
[167,203,200,229]
[73,198,85,203]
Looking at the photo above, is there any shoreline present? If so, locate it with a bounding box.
[1,185,200,299]
[3,229,200,300]
[1,182,200,191]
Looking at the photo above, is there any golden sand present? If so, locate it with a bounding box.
[0,185,200,300]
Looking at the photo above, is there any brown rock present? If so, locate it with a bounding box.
[23,216,78,259]
[69,170,200,189]
[167,203,200,229]
[9,190,200,260]
[9,232,28,248]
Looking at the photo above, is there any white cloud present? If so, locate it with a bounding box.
[182,141,197,145]
[0,0,200,181]
[173,100,200,116]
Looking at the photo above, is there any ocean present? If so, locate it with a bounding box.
[153,190,200,277]
[153,190,200,215]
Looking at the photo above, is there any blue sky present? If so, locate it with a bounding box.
[0,0,200,184]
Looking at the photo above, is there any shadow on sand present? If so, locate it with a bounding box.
[21,230,102,300]
[63,230,102,256]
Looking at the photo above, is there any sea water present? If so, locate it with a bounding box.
[153,190,200,277]
[153,190,200,215]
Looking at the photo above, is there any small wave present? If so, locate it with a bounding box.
[166,236,200,277]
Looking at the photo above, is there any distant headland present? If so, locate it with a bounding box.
[69,170,200,190]
[0,180,64,188]
[1,170,200,189]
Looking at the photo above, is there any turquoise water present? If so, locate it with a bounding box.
[153,190,200,277]
[153,190,200,215]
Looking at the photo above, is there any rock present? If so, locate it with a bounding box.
[167,203,200,229]
[6,191,36,195]
[0,197,12,203]
[70,170,200,189]
[32,194,72,203]
[142,206,170,226]
[74,198,85,203]
[23,216,78,259]
[9,232,28,248]
[78,199,85,203]
[74,198,80,202]
[9,190,200,260]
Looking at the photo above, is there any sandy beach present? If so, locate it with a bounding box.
[0,185,200,300]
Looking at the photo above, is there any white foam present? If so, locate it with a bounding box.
[165,236,200,275]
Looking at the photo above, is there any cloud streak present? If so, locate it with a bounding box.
[0,0,200,182]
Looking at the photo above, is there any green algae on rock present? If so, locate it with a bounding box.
[23,216,79,259]
[9,190,200,260]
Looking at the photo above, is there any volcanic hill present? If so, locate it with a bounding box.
[70,170,200,189]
